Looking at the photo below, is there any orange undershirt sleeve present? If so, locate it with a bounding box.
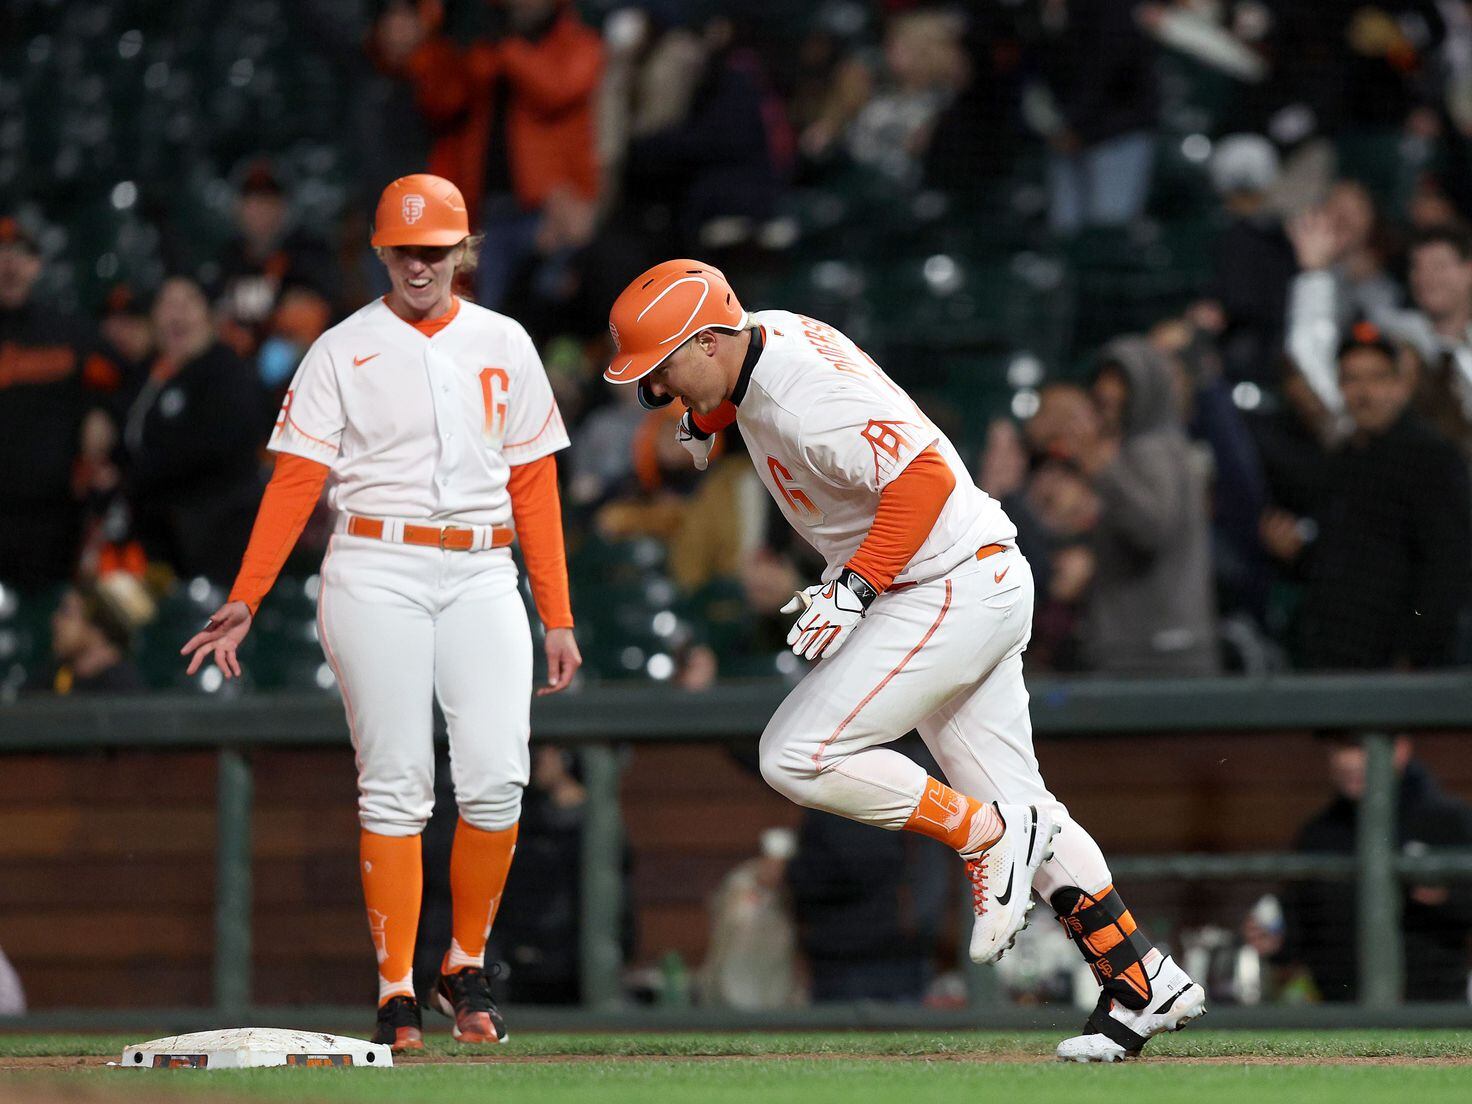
[690,401,737,437]
[227,453,331,616]
[507,454,575,630]
[845,446,957,592]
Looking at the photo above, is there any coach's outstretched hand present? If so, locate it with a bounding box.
[782,580,866,661]
[539,627,583,696]
[180,600,254,679]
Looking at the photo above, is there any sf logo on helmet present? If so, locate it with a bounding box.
[402,194,426,224]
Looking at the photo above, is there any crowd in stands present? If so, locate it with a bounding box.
[4,0,1472,695]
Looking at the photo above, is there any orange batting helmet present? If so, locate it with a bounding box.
[605,260,747,404]
[371,174,469,247]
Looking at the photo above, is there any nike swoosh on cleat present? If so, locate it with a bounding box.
[995,867,1015,906]
[1154,986,1187,1017]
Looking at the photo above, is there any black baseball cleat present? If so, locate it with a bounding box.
[372,994,425,1053]
[431,965,509,1044]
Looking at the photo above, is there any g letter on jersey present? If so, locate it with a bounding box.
[767,455,822,522]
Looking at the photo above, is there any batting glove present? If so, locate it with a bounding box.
[676,411,714,471]
[781,571,877,660]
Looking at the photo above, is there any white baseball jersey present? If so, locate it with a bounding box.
[271,296,569,525]
[737,309,1015,585]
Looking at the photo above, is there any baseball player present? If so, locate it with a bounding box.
[182,174,580,1051]
[604,260,1206,1062]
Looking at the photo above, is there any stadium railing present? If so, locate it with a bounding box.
[4,672,1472,1031]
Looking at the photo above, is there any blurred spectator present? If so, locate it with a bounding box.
[787,807,949,1002]
[1150,318,1271,627]
[96,284,155,406]
[1289,222,1472,452]
[0,943,22,1015]
[348,0,437,196]
[700,827,802,1010]
[1261,325,1471,669]
[923,5,1026,196]
[1253,734,1472,1002]
[1197,134,1297,386]
[409,0,602,310]
[489,746,616,1004]
[567,382,646,509]
[787,2,876,169]
[122,276,269,586]
[1030,0,1159,235]
[594,403,709,542]
[0,215,117,592]
[1044,338,1220,674]
[43,578,147,695]
[839,9,970,185]
[212,161,338,367]
[623,11,791,250]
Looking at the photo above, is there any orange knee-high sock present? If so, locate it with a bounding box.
[359,830,423,1006]
[441,819,519,974]
[902,776,1004,856]
[1055,882,1155,1008]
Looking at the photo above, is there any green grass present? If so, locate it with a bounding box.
[3,1032,1471,1104]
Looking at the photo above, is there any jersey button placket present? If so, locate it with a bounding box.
[426,349,453,512]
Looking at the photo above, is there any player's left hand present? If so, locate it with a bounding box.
[539,627,583,696]
[782,580,867,661]
[676,411,714,471]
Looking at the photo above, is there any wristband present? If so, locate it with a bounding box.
[840,569,878,611]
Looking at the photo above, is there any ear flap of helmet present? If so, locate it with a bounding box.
[637,377,675,410]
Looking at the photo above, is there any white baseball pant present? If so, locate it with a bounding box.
[317,534,533,836]
[758,545,1112,900]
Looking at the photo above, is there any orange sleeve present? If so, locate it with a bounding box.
[845,447,957,592]
[690,401,737,437]
[507,454,575,630]
[227,454,331,616]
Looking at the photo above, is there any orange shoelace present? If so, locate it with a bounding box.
[965,857,989,916]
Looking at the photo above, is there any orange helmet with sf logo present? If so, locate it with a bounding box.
[371,174,469,247]
[605,259,747,406]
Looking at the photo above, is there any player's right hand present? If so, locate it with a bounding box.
[180,600,254,679]
[676,411,714,471]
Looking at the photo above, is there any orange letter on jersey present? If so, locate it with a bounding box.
[861,419,912,461]
[767,456,819,518]
[479,367,509,442]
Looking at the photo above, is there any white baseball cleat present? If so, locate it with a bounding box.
[1055,953,1207,1062]
[964,803,1060,964]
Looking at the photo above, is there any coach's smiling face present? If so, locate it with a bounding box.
[380,242,463,320]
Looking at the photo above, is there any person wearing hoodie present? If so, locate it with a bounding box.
[1063,336,1220,675]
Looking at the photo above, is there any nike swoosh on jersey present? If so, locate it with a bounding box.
[353,353,380,366]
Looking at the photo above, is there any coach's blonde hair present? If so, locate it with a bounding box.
[374,232,484,277]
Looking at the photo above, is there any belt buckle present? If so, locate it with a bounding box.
[438,526,466,549]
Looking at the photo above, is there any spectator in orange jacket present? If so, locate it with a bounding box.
[407,0,602,310]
